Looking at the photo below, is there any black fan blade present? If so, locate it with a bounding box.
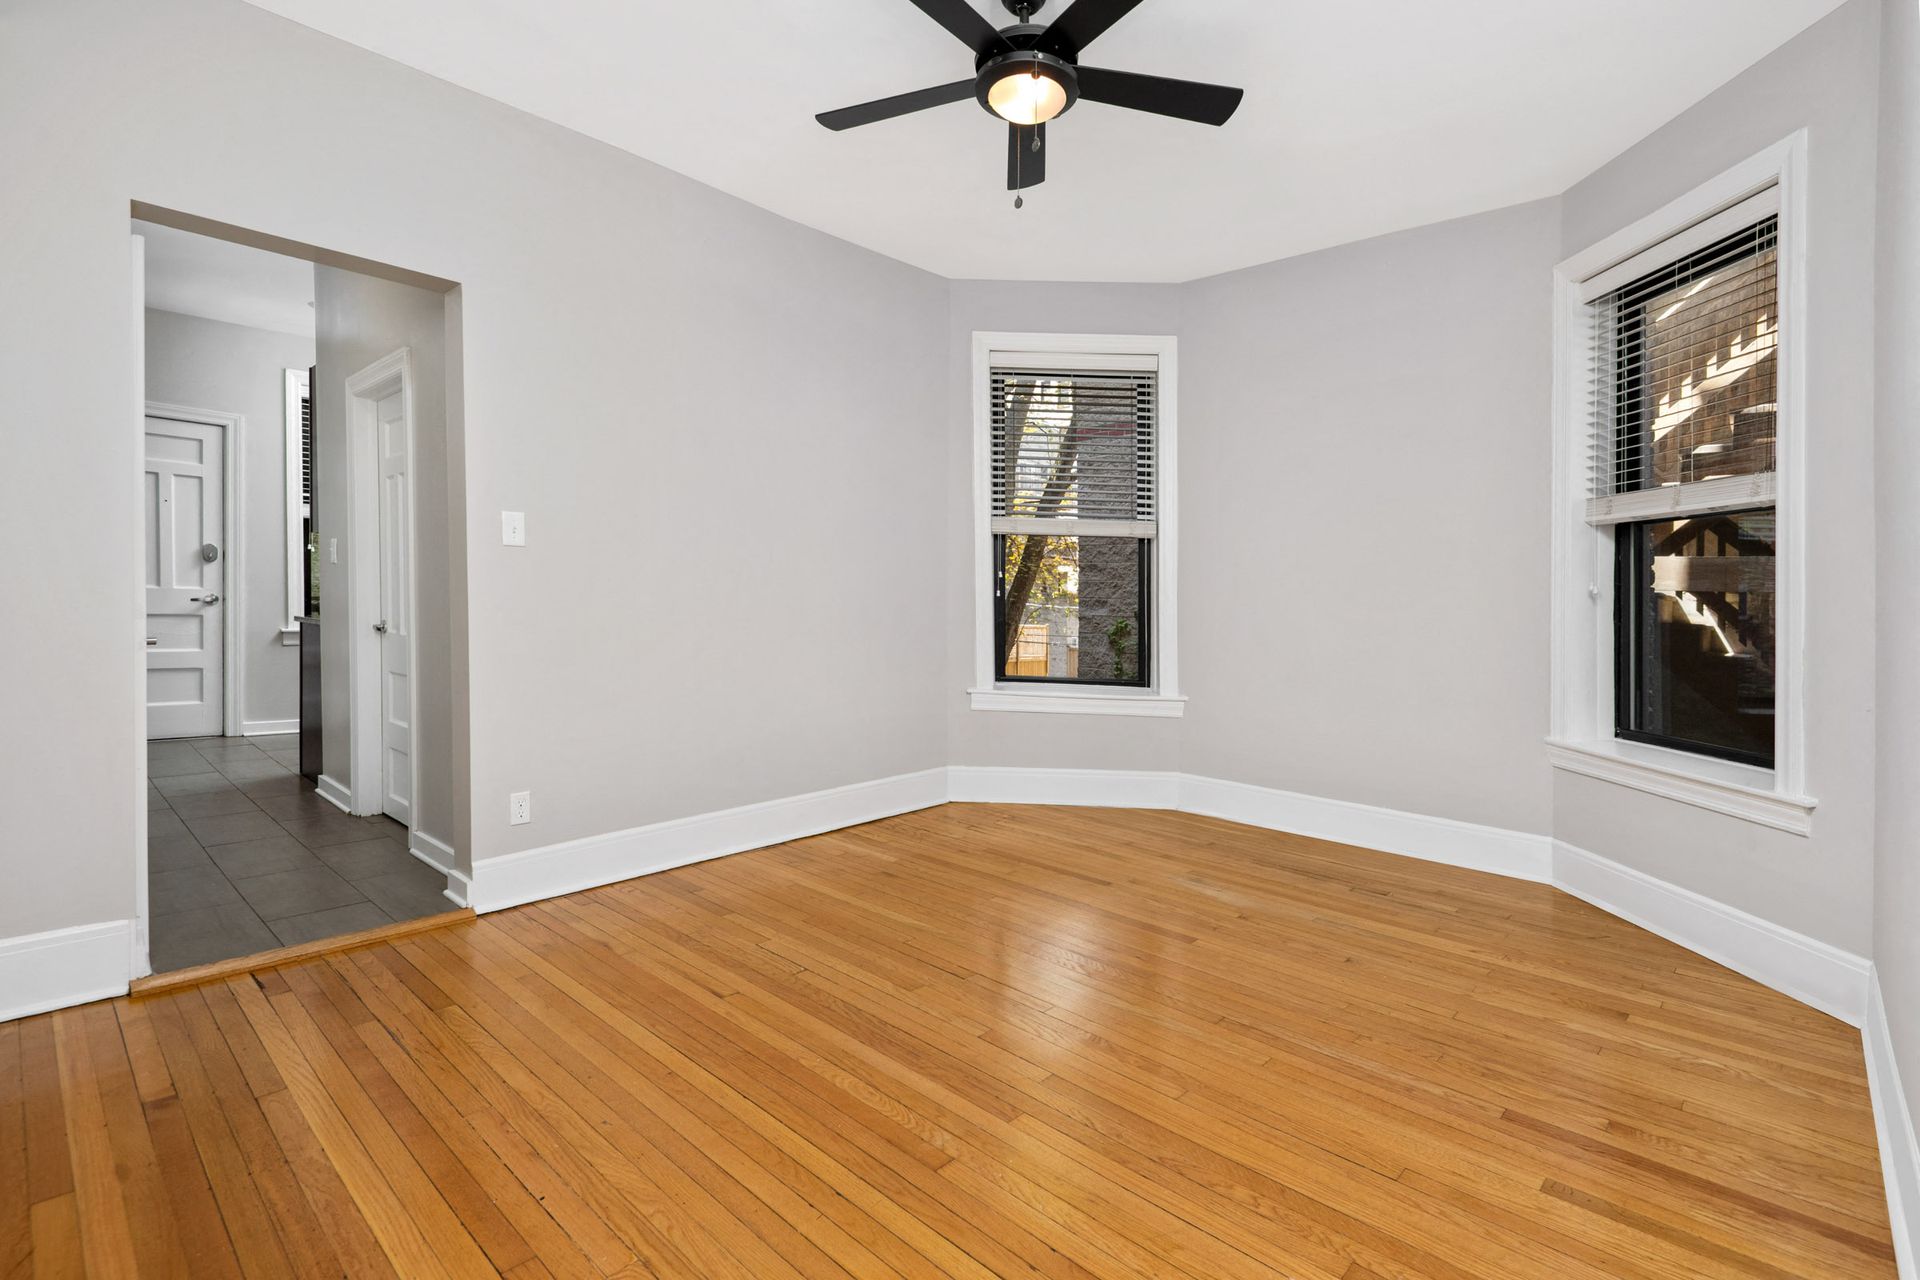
[1035,0,1147,58]
[817,79,976,130]
[906,0,1011,56]
[1008,122,1046,190]
[1075,66,1244,125]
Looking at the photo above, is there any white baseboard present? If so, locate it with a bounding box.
[466,767,950,913]
[1866,971,1920,1278]
[0,920,132,1023]
[241,719,299,737]
[408,830,457,874]
[946,768,1551,882]
[1182,774,1553,883]
[1552,840,1871,1025]
[948,765,1183,809]
[315,773,353,814]
[407,831,472,909]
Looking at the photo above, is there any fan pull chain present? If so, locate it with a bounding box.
[1013,125,1041,209]
[1014,130,1023,208]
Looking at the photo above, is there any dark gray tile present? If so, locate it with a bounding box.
[313,837,412,881]
[147,811,190,842]
[196,744,268,766]
[279,814,381,848]
[151,864,245,916]
[217,759,293,785]
[360,814,409,840]
[183,810,286,847]
[255,791,345,824]
[148,746,212,778]
[265,751,301,769]
[148,902,280,973]
[147,787,172,811]
[205,835,323,881]
[355,862,451,921]
[166,789,263,819]
[148,834,215,874]
[233,864,366,921]
[268,901,394,948]
[239,773,309,798]
[251,734,298,750]
[153,772,240,799]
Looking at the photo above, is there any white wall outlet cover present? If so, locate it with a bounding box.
[328,537,338,564]
[501,511,526,546]
[509,790,531,825]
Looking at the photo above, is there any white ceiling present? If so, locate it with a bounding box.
[136,220,315,336]
[240,0,1845,282]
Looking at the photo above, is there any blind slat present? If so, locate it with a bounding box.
[990,367,1156,525]
[1586,215,1779,508]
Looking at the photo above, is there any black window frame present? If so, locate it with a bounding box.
[992,533,1152,689]
[1612,514,1777,769]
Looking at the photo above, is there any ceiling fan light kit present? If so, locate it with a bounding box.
[816,0,1243,203]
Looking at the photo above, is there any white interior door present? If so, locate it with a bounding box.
[144,417,225,739]
[376,390,413,823]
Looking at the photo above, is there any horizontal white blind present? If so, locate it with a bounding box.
[299,386,313,510]
[1588,215,1777,519]
[990,366,1155,533]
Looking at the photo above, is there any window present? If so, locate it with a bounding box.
[1549,134,1811,832]
[284,367,312,632]
[971,335,1181,715]
[1598,215,1778,767]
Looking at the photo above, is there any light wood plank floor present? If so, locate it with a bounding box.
[0,804,1896,1278]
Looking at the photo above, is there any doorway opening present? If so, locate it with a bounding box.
[135,210,467,976]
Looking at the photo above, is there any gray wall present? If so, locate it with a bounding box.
[1181,202,1558,834]
[1875,0,1920,1171]
[945,202,1558,839]
[1552,0,1883,954]
[143,307,314,731]
[0,0,946,939]
[311,266,464,865]
[945,281,1187,773]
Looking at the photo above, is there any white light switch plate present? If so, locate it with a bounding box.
[328,538,338,564]
[501,511,526,546]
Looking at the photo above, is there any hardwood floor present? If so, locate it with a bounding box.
[0,804,1896,1278]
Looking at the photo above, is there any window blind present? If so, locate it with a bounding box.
[990,365,1156,538]
[299,387,313,511]
[1586,215,1778,526]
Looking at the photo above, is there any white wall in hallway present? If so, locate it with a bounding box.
[0,0,948,942]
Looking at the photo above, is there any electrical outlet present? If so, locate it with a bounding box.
[509,790,531,826]
[501,511,526,546]
[328,537,339,564]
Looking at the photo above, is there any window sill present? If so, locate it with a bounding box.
[1546,738,1815,835]
[968,687,1186,718]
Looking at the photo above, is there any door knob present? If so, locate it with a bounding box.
[191,593,220,604]
[373,620,388,634]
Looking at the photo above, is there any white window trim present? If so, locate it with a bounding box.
[283,367,309,638]
[1549,130,1813,833]
[969,331,1183,717]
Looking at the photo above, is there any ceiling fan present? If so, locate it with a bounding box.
[816,0,1244,201]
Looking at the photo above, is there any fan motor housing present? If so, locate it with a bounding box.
[973,47,1080,120]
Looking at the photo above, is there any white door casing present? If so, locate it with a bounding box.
[144,415,228,739]
[377,390,413,823]
[345,348,419,829]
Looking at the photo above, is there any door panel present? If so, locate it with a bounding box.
[144,417,224,739]
[376,390,413,823]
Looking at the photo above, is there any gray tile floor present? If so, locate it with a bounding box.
[147,734,452,972]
